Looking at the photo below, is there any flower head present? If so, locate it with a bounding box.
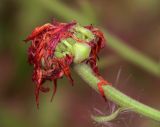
[25,20,106,108]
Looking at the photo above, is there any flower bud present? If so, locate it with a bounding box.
[24,20,106,107]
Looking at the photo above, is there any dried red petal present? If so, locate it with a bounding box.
[25,20,106,107]
[50,79,57,102]
[24,23,53,42]
[97,76,111,101]
[85,25,106,75]
[25,20,76,107]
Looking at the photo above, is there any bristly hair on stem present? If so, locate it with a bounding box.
[74,64,160,122]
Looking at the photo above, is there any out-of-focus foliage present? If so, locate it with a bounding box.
[0,0,160,127]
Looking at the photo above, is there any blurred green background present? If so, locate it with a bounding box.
[0,0,160,127]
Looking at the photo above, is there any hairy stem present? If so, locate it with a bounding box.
[74,64,160,121]
[39,0,160,76]
[91,107,128,122]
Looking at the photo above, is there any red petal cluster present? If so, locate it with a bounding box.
[25,20,106,108]
[85,25,105,75]
[25,21,76,107]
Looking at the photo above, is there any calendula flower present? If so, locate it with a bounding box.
[25,20,106,108]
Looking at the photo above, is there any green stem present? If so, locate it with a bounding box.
[104,31,160,76]
[39,0,160,76]
[74,64,160,121]
[39,0,93,25]
[91,107,128,122]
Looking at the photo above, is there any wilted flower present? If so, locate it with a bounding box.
[25,20,106,108]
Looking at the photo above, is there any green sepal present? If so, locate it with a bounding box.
[73,43,91,63]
